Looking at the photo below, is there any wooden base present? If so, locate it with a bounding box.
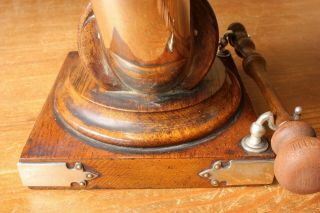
[54,53,242,152]
[19,52,275,189]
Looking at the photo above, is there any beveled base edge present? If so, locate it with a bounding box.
[53,97,244,154]
[54,53,242,149]
[19,52,275,189]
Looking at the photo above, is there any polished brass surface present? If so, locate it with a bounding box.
[18,162,98,187]
[91,0,191,62]
[199,160,275,186]
[85,0,218,93]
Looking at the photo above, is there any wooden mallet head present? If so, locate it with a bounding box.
[272,121,320,194]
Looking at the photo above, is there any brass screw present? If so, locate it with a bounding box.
[211,180,219,187]
[75,162,83,170]
[86,173,94,179]
[214,163,221,170]
[203,173,210,178]
[79,181,86,187]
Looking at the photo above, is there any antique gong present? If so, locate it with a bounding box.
[18,0,320,194]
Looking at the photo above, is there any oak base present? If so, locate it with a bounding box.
[19,52,275,189]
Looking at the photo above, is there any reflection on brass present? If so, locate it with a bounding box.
[18,162,98,187]
[79,0,218,92]
[91,0,191,62]
[199,160,274,186]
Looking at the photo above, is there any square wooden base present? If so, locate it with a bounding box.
[19,52,275,189]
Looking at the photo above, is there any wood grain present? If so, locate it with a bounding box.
[20,52,272,189]
[53,54,242,149]
[1,0,320,212]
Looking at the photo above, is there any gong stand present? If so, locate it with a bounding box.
[18,0,320,194]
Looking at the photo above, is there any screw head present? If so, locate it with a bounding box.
[79,181,86,187]
[75,162,82,170]
[86,173,94,179]
[214,163,221,170]
[211,180,219,187]
[203,173,210,178]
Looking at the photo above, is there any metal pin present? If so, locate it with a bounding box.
[293,106,302,121]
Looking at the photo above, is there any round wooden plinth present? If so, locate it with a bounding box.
[54,58,242,150]
[53,0,242,152]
